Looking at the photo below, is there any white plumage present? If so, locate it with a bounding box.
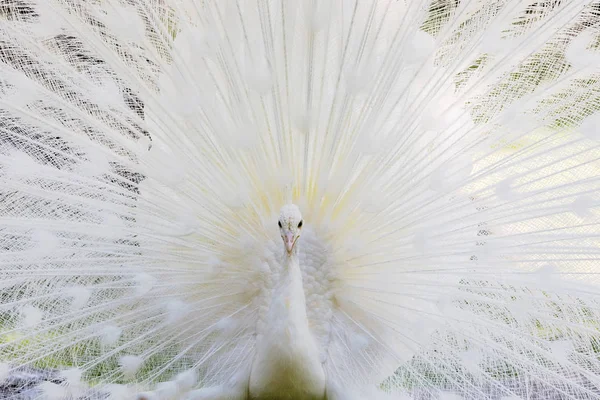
[1,0,600,399]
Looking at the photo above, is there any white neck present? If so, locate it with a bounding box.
[249,242,326,399]
[274,245,309,324]
[254,242,313,344]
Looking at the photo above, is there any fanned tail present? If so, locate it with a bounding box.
[1,1,600,399]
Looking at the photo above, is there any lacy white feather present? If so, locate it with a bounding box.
[1,0,600,399]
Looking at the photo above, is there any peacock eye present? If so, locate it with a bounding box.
[278,221,282,228]
[298,220,303,228]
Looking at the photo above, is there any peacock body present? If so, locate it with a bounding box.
[1,0,600,399]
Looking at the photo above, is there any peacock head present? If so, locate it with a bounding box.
[278,204,303,255]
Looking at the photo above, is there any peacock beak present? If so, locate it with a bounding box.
[284,232,297,254]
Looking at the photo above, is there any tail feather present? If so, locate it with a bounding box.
[1,0,600,398]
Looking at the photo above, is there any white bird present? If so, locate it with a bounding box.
[1,0,600,399]
[248,205,327,399]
